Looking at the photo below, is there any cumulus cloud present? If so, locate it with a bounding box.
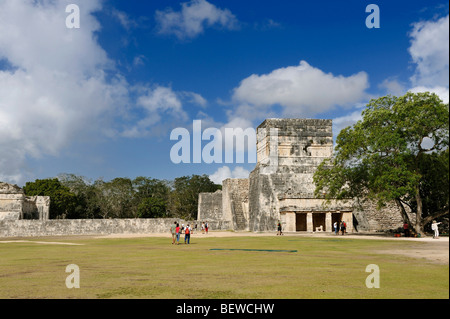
[155,0,239,39]
[231,60,369,119]
[408,15,449,87]
[407,15,449,104]
[332,108,364,143]
[409,86,449,104]
[122,86,196,138]
[0,0,129,183]
[0,0,203,183]
[209,166,250,185]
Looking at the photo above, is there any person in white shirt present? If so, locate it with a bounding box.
[431,220,442,239]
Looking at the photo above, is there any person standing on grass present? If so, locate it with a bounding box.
[176,223,181,245]
[340,221,345,235]
[333,222,338,235]
[184,224,191,244]
[431,220,442,239]
[170,221,177,244]
[277,220,283,235]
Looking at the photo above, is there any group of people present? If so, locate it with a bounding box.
[334,221,347,235]
[200,221,209,234]
[276,220,348,235]
[170,221,210,245]
[170,222,192,245]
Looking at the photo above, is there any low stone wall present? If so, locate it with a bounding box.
[0,218,233,238]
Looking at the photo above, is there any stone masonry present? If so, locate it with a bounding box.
[198,118,413,233]
[0,182,50,221]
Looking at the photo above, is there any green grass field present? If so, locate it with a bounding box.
[0,234,448,299]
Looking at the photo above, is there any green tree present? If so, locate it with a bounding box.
[94,177,135,218]
[313,92,449,234]
[23,178,80,219]
[136,197,167,218]
[58,173,102,219]
[132,176,170,217]
[169,174,220,219]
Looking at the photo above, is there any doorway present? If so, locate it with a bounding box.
[295,213,307,231]
[313,213,326,231]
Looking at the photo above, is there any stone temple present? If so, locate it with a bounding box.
[198,118,414,233]
[0,182,50,221]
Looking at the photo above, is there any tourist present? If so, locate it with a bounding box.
[201,222,205,234]
[184,224,191,244]
[176,223,181,244]
[334,222,338,235]
[340,221,346,235]
[403,222,410,237]
[277,220,283,235]
[205,221,209,234]
[170,221,177,244]
[431,220,442,239]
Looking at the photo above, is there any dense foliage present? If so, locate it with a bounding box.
[313,92,449,234]
[23,174,221,220]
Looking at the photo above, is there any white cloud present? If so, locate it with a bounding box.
[406,15,449,105]
[181,91,208,108]
[0,0,200,183]
[111,8,138,30]
[0,0,130,183]
[122,86,209,138]
[332,109,364,142]
[155,0,239,39]
[209,166,250,185]
[408,15,449,87]
[378,78,406,96]
[409,86,449,104]
[231,60,369,119]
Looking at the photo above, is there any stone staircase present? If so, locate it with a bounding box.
[231,200,248,231]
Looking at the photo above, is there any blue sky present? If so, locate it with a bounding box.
[0,0,448,186]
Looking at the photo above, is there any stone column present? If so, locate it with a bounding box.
[284,212,296,232]
[343,212,353,233]
[306,212,313,232]
[326,212,332,232]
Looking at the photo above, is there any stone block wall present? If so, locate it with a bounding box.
[0,182,50,221]
[353,199,416,232]
[198,190,223,222]
[0,218,233,238]
[249,119,335,231]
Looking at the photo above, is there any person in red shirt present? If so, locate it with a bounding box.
[184,224,191,244]
[175,223,180,245]
[403,222,410,237]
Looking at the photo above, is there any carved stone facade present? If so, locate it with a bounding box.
[0,182,50,221]
[198,118,413,233]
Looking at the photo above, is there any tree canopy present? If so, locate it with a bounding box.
[23,174,220,220]
[313,92,449,234]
